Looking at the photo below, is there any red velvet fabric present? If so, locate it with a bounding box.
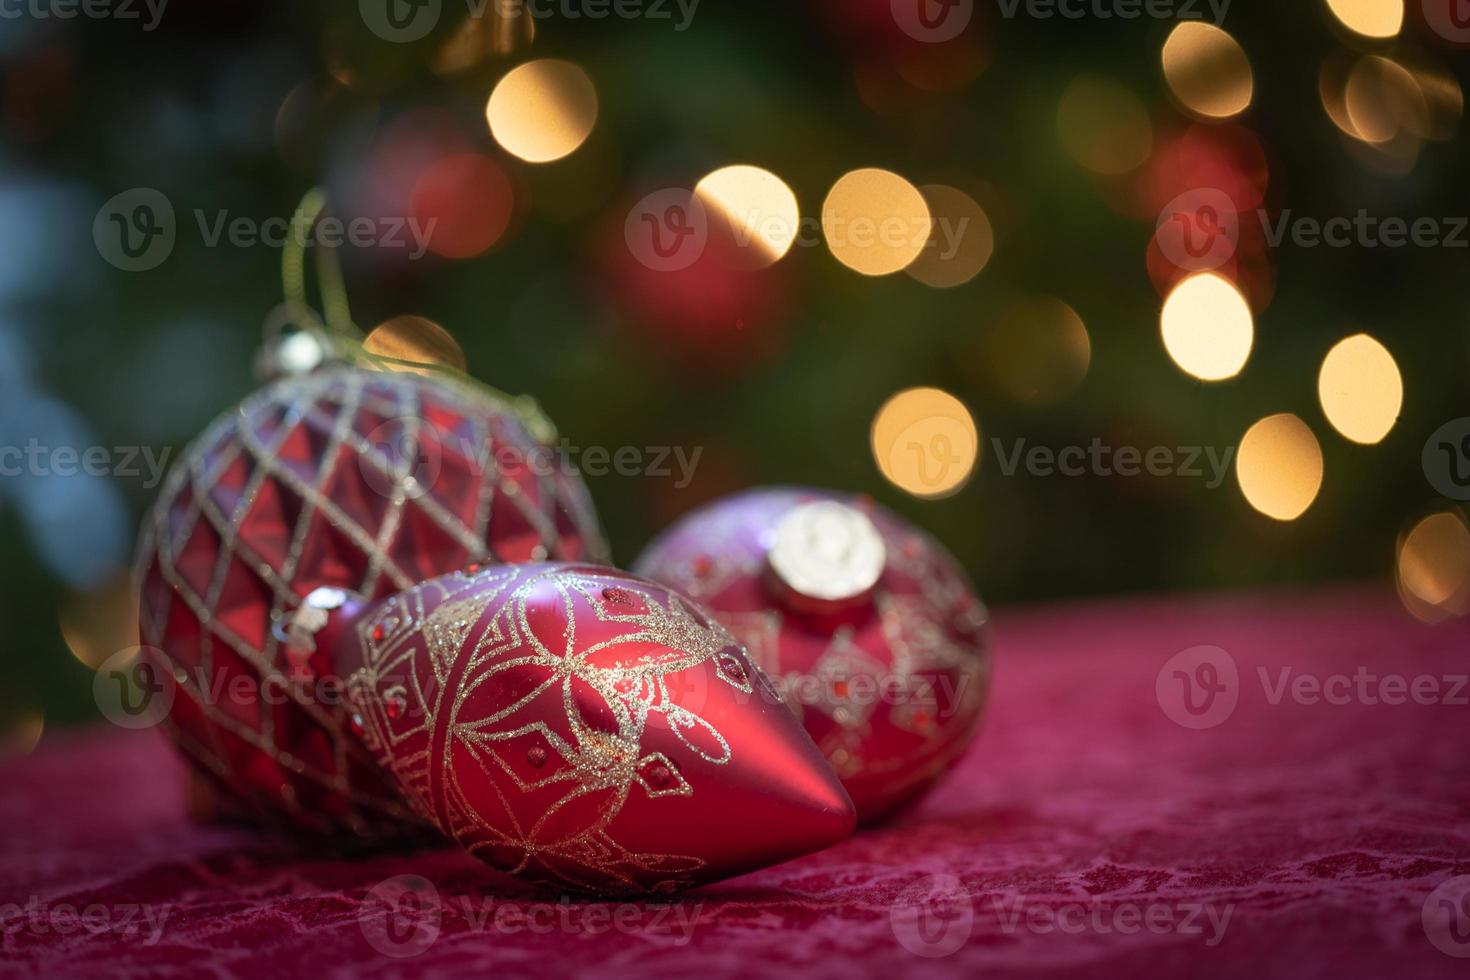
[4,589,1468,978]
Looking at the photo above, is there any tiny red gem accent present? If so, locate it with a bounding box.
[602,586,635,606]
[526,746,547,768]
[385,692,406,720]
[833,680,849,698]
[691,555,713,577]
[647,763,673,788]
[349,713,365,736]
[372,624,386,643]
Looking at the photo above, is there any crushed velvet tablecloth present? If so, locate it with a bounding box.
[4,588,1469,979]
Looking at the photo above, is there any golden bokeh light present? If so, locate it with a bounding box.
[486,59,598,163]
[1160,273,1254,382]
[984,297,1091,405]
[870,387,979,500]
[1397,511,1470,621]
[1236,414,1325,522]
[822,168,931,276]
[1344,55,1427,144]
[0,710,43,758]
[365,316,468,373]
[1401,56,1464,142]
[694,165,801,268]
[60,572,139,670]
[906,185,994,288]
[1161,22,1254,120]
[1319,52,1359,139]
[1325,0,1403,38]
[1056,74,1154,175]
[1316,333,1402,445]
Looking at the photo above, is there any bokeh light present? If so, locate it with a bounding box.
[983,297,1091,405]
[906,184,994,288]
[408,152,515,259]
[1401,56,1464,142]
[59,571,138,670]
[486,59,598,163]
[1325,0,1403,38]
[1316,333,1402,444]
[1161,23,1254,120]
[365,316,468,372]
[1344,55,1426,144]
[822,168,931,276]
[870,387,979,499]
[1236,414,1324,522]
[1397,511,1470,621]
[694,165,800,268]
[1057,74,1154,175]
[0,709,43,758]
[1160,273,1254,381]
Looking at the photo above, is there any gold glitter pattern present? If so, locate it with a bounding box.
[634,490,992,816]
[135,367,607,834]
[345,564,753,894]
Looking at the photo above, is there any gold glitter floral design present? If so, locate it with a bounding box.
[346,565,755,893]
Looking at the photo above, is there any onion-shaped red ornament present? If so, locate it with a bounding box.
[635,487,992,822]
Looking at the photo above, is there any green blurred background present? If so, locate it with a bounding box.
[1,0,1467,740]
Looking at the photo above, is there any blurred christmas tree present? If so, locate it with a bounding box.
[0,0,1467,741]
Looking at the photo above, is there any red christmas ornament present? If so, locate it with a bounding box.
[634,487,992,822]
[287,562,855,893]
[135,365,607,835]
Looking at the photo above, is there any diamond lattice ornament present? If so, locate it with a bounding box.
[135,365,607,834]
